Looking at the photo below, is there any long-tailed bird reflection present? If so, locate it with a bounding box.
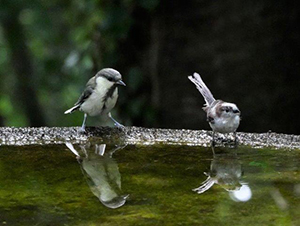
[66,142,129,208]
[193,148,252,202]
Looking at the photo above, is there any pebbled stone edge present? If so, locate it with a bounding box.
[0,126,299,149]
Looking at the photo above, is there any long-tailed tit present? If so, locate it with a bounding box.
[64,68,126,132]
[188,72,241,143]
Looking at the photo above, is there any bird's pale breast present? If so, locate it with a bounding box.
[209,115,240,133]
[80,77,118,116]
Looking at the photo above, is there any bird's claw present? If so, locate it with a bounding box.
[114,122,125,129]
[78,127,86,134]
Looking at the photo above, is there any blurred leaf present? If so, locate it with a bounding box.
[138,0,159,11]
[0,95,13,115]
[249,161,268,170]
[126,67,143,92]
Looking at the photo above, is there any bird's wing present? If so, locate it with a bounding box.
[188,72,215,106]
[74,76,97,106]
[64,76,97,114]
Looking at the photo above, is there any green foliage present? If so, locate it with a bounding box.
[0,95,28,126]
[0,0,158,127]
[1,0,298,132]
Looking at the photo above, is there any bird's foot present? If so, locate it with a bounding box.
[211,139,216,147]
[78,126,86,134]
[211,133,238,148]
[114,122,125,129]
[222,137,239,148]
[108,112,125,129]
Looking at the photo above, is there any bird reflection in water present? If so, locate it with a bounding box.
[193,147,252,202]
[66,142,129,209]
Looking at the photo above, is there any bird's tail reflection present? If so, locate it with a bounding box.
[192,173,215,194]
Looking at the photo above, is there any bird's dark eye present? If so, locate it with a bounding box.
[107,77,113,82]
[224,107,230,113]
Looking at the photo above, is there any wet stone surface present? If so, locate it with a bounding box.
[0,126,299,149]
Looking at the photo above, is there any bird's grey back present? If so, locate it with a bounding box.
[203,99,223,113]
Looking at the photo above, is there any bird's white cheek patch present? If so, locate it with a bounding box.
[95,77,114,92]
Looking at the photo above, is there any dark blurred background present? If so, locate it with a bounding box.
[0,0,299,134]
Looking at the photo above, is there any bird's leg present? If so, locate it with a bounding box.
[234,131,238,147]
[79,113,87,133]
[108,112,124,128]
[211,131,216,147]
[211,144,216,156]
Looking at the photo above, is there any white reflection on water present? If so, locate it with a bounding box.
[66,142,129,209]
[229,184,252,202]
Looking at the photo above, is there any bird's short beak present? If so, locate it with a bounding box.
[233,109,240,115]
[116,80,126,86]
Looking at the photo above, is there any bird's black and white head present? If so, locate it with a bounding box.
[95,68,126,88]
[216,102,240,119]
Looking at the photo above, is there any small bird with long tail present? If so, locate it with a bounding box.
[188,72,241,143]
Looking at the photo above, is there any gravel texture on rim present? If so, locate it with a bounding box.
[0,126,299,149]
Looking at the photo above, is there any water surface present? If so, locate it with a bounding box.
[0,142,299,225]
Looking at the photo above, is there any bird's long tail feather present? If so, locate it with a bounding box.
[64,105,80,114]
[188,72,215,106]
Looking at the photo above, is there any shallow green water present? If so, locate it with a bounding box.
[0,141,299,226]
